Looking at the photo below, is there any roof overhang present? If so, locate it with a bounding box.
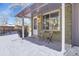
[16,4,34,18]
[16,3,61,18]
[16,4,47,18]
[16,7,31,18]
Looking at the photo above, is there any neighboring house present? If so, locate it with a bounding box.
[0,25,16,35]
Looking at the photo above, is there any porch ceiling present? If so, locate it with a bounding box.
[16,7,31,18]
[16,3,61,18]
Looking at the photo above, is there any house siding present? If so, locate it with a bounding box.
[31,3,62,42]
[65,4,72,44]
[31,3,72,43]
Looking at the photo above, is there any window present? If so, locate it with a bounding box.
[42,10,60,31]
[50,12,60,31]
[43,14,49,30]
[34,18,37,29]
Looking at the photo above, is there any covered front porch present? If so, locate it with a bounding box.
[16,3,71,55]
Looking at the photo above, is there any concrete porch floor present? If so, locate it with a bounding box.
[0,33,79,56]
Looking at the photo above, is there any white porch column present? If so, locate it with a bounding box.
[61,3,65,54]
[22,17,24,39]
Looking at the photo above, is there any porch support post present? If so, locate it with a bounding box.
[22,17,24,39]
[61,3,65,54]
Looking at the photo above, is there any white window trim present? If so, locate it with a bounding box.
[42,9,61,31]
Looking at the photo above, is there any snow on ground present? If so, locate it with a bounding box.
[0,33,79,56]
[0,34,61,56]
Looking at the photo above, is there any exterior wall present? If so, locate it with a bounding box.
[72,4,79,46]
[16,3,72,44]
[65,4,72,44]
[31,3,62,42]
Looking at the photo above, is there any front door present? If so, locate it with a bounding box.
[33,16,38,36]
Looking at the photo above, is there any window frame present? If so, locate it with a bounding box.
[42,9,60,31]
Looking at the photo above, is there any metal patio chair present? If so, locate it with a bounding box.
[46,30,53,43]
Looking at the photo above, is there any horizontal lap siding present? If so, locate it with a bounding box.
[65,4,72,44]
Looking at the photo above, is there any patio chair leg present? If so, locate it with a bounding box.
[47,35,53,44]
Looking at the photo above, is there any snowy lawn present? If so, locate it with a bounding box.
[0,33,79,56]
[0,34,62,56]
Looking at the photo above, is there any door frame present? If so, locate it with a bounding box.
[33,16,38,36]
